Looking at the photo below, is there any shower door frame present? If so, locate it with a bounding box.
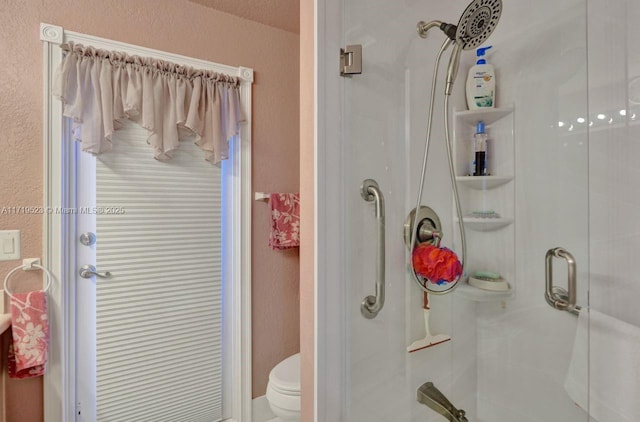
[315,0,349,420]
[41,23,254,422]
[314,0,592,421]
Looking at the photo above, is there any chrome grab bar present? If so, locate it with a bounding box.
[545,247,580,316]
[360,179,385,319]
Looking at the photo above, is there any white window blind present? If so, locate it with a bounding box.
[95,121,223,422]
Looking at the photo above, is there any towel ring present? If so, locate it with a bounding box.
[3,263,53,299]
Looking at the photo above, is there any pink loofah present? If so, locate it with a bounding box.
[412,243,462,285]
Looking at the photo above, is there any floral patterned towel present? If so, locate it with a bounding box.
[269,193,300,250]
[8,291,49,379]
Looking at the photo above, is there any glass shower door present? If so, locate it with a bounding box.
[340,0,590,421]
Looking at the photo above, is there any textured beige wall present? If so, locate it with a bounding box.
[299,0,315,420]
[0,1,299,420]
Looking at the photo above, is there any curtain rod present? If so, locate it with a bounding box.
[40,23,254,84]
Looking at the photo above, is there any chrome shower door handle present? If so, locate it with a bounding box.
[545,247,579,315]
[360,179,386,319]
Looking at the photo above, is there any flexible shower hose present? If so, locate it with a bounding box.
[409,38,467,294]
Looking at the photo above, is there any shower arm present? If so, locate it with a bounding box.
[416,19,463,96]
[417,20,458,41]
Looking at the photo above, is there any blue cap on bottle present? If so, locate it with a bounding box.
[476,121,485,133]
[476,45,492,65]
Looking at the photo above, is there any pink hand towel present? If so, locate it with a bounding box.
[8,291,49,379]
[269,193,301,250]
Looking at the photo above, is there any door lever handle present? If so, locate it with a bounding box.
[80,264,112,279]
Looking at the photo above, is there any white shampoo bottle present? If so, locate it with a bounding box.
[466,46,495,110]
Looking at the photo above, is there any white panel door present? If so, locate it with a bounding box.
[76,120,224,422]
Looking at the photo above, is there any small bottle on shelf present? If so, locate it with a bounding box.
[473,121,489,176]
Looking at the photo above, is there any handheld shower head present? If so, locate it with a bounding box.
[445,0,502,95]
[445,43,463,96]
[417,0,502,48]
[417,0,502,94]
[456,0,503,50]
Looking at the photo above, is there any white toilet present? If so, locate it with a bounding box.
[266,353,301,421]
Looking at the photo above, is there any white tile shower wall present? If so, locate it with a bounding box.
[472,0,590,421]
[588,0,640,328]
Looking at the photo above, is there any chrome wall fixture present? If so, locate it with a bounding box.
[417,382,468,422]
[360,179,386,319]
[545,247,581,315]
[340,44,363,76]
[404,206,442,250]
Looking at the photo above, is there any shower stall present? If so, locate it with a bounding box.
[316,0,640,421]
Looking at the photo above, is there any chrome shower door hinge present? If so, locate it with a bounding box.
[340,44,362,76]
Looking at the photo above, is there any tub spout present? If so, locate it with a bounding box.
[417,382,468,422]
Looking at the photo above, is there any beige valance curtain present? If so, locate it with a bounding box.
[53,42,243,164]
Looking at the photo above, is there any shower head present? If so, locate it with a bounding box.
[456,0,503,50]
[445,0,502,95]
[417,0,502,48]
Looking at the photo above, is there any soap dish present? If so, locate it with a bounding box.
[468,210,501,219]
[468,272,510,291]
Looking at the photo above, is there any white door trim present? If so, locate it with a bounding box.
[40,23,253,422]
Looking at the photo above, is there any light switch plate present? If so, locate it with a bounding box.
[0,230,20,261]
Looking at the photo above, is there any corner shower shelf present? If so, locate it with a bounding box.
[455,106,514,126]
[459,217,514,232]
[456,176,513,190]
[456,281,513,302]
[453,105,516,302]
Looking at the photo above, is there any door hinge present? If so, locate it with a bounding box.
[340,44,362,76]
